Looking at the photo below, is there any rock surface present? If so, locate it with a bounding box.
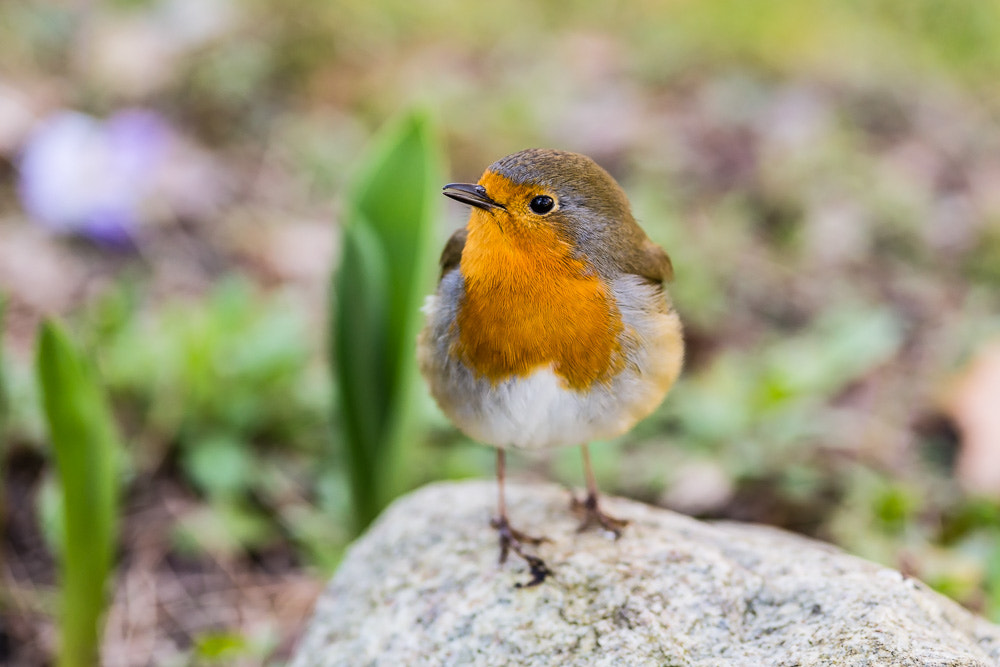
[292,481,1000,666]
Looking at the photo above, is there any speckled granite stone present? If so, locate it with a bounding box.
[292,481,1000,666]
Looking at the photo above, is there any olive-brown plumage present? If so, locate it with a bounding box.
[418,148,684,586]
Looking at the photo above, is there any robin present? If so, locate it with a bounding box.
[418,148,684,586]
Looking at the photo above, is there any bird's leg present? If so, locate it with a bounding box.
[572,443,628,537]
[490,449,551,587]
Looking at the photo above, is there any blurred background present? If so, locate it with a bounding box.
[3,0,1000,664]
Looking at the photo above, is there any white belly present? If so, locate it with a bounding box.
[455,365,634,449]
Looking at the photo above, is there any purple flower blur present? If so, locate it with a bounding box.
[17,109,173,247]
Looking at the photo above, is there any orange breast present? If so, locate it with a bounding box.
[454,209,623,390]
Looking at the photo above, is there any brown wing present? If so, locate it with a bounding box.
[610,211,675,285]
[635,239,674,284]
[438,227,467,281]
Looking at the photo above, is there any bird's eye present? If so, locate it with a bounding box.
[529,195,555,214]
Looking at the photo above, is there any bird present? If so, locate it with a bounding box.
[418,148,684,586]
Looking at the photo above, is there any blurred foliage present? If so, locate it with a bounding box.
[85,279,347,568]
[662,302,904,462]
[332,111,443,532]
[0,295,7,544]
[36,321,120,667]
[192,630,277,665]
[0,295,7,451]
[86,279,328,462]
[2,0,1000,662]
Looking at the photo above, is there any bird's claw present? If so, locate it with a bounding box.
[572,492,629,538]
[491,516,551,587]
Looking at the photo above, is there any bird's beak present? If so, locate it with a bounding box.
[442,183,504,211]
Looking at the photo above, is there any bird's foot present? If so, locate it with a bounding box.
[490,516,551,588]
[572,491,628,538]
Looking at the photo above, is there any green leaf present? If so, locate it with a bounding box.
[350,110,442,397]
[36,320,120,667]
[193,632,251,660]
[192,628,277,663]
[333,219,390,529]
[331,110,444,532]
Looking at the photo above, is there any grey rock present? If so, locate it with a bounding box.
[292,481,1000,666]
